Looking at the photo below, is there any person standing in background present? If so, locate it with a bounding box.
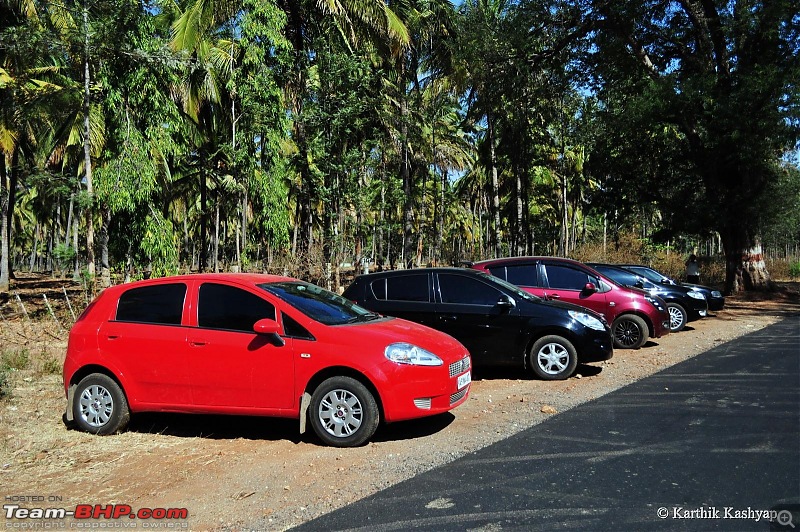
[685,254,700,283]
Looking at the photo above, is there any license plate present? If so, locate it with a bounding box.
[457,371,471,389]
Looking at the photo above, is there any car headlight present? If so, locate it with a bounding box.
[711,290,722,298]
[568,310,605,331]
[385,343,443,366]
[645,295,665,311]
[688,291,706,300]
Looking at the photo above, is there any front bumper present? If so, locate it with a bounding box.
[687,299,709,320]
[574,329,614,363]
[707,296,725,311]
[379,355,472,423]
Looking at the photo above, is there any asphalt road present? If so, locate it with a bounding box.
[293,317,800,531]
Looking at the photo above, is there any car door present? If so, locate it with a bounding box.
[362,273,438,327]
[186,282,295,410]
[97,282,193,406]
[540,262,610,318]
[434,272,523,366]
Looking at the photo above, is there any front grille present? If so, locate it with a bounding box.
[449,356,470,378]
[450,387,468,405]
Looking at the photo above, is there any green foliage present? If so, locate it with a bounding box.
[1,349,30,371]
[140,212,179,277]
[791,263,800,279]
[38,353,62,376]
[585,0,800,260]
[1,0,797,291]
[52,243,77,272]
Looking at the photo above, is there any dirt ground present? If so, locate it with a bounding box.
[1,277,798,531]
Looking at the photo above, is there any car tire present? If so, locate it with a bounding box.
[309,376,379,447]
[72,373,130,435]
[529,335,578,381]
[612,314,649,349]
[666,302,688,332]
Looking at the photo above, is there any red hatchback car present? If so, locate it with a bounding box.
[472,257,670,349]
[63,274,471,447]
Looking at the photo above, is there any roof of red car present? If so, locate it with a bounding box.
[473,256,587,268]
[104,272,298,290]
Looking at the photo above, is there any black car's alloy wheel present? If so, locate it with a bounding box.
[529,335,578,380]
[666,303,688,332]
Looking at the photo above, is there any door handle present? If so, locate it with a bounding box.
[189,340,207,347]
[548,294,560,300]
[106,335,119,340]
[439,315,458,322]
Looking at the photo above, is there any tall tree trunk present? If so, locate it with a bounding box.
[722,231,772,294]
[214,194,220,273]
[401,92,414,269]
[199,168,207,272]
[83,3,95,277]
[72,212,80,279]
[559,174,568,256]
[0,153,9,293]
[434,169,446,265]
[240,187,247,269]
[99,205,111,287]
[515,168,524,256]
[486,113,502,257]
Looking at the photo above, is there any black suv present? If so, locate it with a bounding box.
[343,268,613,380]
[587,263,708,332]
[618,264,725,311]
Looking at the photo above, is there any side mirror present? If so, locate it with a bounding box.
[660,279,671,285]
[253,318,285,346]
[583,282,597,293]
[634,280,645,289]
[496,295,516,309]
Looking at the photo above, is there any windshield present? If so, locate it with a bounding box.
[259,282,379,326]
[633,267,671,284]
[480,272,541,302]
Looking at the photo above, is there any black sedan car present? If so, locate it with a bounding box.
[342,268,613,380]
[587,263,708,332]
[618,264,725,311]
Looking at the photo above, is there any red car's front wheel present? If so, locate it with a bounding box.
[309,376,379,447]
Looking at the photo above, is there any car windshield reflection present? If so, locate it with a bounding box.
[480,273,541,302]
[260,282,378,326]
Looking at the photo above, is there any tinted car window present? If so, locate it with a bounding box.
[438,274,501,305]
[596,267,642,287]
[282,313,314,340]
[386,274,429,302]
[198,283,276,332]
[370,279,387,300]
[116,284,186,325]
[505,264,539,287]
[486,266,506,280]
[544,264,592,290]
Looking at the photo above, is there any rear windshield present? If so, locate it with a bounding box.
[260,282,378,326]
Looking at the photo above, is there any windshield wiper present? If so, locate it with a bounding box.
[346,312,381,323]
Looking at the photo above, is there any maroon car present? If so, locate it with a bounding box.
[472,257,670,349]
